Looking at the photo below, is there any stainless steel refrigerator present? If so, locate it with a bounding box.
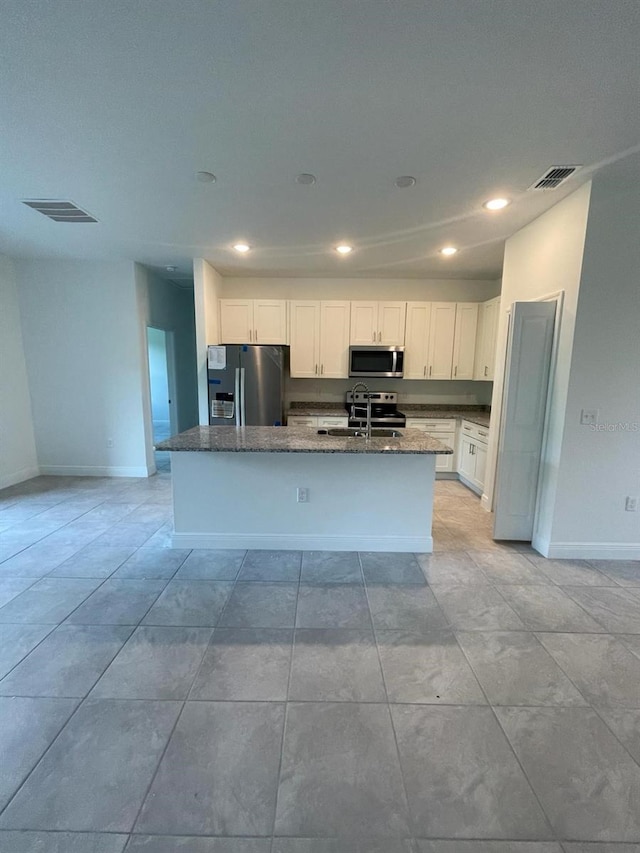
[207,345,287,426]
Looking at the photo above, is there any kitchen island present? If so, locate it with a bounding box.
[157,426,452,552]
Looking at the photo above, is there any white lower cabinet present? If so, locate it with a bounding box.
[457,420,490,493]
[405,418,456,472]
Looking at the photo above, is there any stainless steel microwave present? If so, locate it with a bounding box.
[349,346,405,378]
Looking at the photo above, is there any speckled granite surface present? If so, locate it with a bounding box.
[287,402,491,428]
[156,426,453,455]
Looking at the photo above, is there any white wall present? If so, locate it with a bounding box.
[0,254,38,488]
[193,259,223,424]
[483,183,592,549]
[17,259,150,477]
[550,167,640,556]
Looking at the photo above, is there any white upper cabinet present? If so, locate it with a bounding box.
[452,303,479,379]
[289,300,350,379]
[404,302,432,379]
[219,299,287,344]
[474,295,500,380]
[350,301,406,345]
[427,302,457,379]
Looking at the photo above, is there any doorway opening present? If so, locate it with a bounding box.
[147,327,177,472]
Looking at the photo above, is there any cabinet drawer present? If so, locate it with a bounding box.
[287,416,317,427]
[318,417,348,427]
[461,420,490,444]
[406,418,456,432]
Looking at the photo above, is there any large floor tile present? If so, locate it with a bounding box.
[0,624,132,697]
[526,556,618,587]
[377,629,485,704]
[0,577,36,609]
[597,708,640,764]
[467,550,549,584]
[300,551,362,584]
[127,839,270,852]
[417,552,491,585]
[273,841,413,853]
[0,698,181,832]
[0,695,78,810]
[174,549,246,580]
[66,579,167,625]
[0,623,53,679]
[296,584,370,629]
[136,701,285,836]
[360,552,426,585]
[92,522,161,548]
[0,578,101,623]
[537,633,640,708]
[190,628,293,701]
[496,706,640,841]
[562,587,640,633]
[417,844,562,852]
[430,584,525,631]
[238,550,302,582]
[589,560,640,587]
[289,629,385,702]
[392,704,551,839]
[619,634,640,660]
[456,631,587,706]
[91,625,212,699]
[495,584,604,632]
[0,543,81,577]
[47,545,137,578]
[275,702,410,838]
[110,548,190,579]
[219,582,298,628]
[0,831,128,852]
[366,584,448,632]
[142,580,233,626]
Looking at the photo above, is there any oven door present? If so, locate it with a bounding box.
[349,347,404,378]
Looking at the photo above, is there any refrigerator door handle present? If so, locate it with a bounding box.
[234,368,241,426]
[240,367,246,426]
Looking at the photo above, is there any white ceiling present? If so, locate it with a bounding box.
[1,0,639,280]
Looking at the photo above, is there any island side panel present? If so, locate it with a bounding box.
[170,451,435,552]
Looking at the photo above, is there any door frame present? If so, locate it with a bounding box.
[146,325,179,438]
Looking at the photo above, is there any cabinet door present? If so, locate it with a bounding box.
[483,298,500,380]
[474,442,487,489]
[219,299,253,344]
[473,302,488,380]
[427,302,456,379]
[435,432,456,473]
[404,302,431,379]
[458,436,476,480]
[350,301,378,344]
[289,301,320,378]
[254,299,287,344]
[378,302,407,345]
[319,301,351,378]
[452,303,479,380]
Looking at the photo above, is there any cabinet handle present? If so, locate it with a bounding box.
[321,364,324,374]
[454,366,457,377]
[484,366,488,376]
[255,329,258,341]
[249,330,252,342]
[478,431,487,438]
[378,331,382,342]
[315,364,318,375]
[423,365,426,377]
[429,366,432,377]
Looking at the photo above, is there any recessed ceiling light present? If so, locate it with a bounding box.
[295,173,317,185]
[483,197,510,211]
[394,176,416,188]
[166,265,177,272]
[233,243,250,253]
[196,171,216,183]
[335,244,353,255]
[440,246,457,256]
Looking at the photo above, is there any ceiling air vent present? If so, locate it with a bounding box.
[22,200,98,223]
[528,166,581,191]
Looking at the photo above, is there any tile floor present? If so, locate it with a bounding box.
[0,474,639,852]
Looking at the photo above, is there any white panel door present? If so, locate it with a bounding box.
[254,299,287,344]
[427,302,456,379]
[452,303,479,379]
[289,301,320,378]
[493,301,556,540]
[378,302,407,345]
[319,301,351,378]
[219,299,253,344]
[404,302,431,379]
[350,301,378,344]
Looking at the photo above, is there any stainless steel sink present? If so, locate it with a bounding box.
[317,428,403,438]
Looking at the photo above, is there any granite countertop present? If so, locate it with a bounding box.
[156,426,453,455]
[287,402,491,428]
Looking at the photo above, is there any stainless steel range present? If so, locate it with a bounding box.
[345,391,406,429]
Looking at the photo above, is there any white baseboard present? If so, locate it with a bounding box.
[480,493,492,513]
[534,539,640,560]
[171,532,434,553]
[0,465,40,490]
[458,474,482,496]
[38,465,153,478]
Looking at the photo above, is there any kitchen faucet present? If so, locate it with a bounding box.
[351,382,372,439]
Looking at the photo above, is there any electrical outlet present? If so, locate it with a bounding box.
[296,487,309,503]
[625,496,638,512]
[580,409,599,426]
[106,438,114,448]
